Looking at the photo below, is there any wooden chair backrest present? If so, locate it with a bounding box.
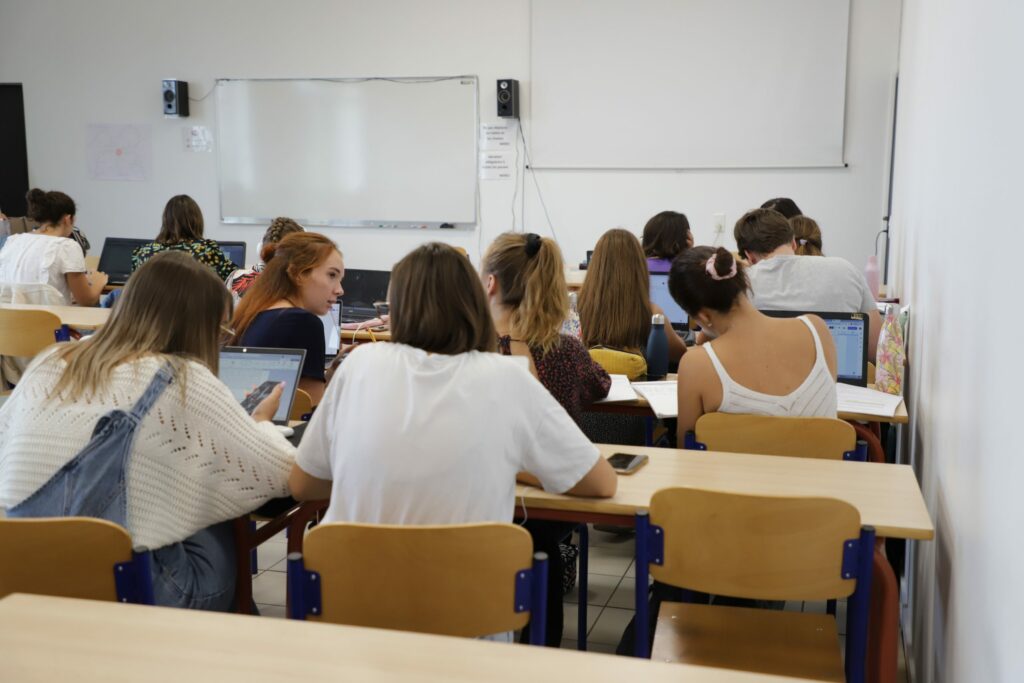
[867,362,876,386]
[0,517,134,601]
[302,522,534,637]
[649,488,861,601]
[0,308,61,357]
[84,255,100,271]
[289,389,313,421]
[695,413,855,460]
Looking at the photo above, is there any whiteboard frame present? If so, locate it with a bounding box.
[214,76,480,229]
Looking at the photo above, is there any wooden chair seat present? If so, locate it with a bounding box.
[652,602,844,682]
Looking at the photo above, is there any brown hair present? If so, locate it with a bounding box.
[49,251,230,398]
[25,188,75,225]
[790,216,823,256]
[642,211,691,260]
[389,242,496,355]
[733,208,794,257]
[259,217,305,260]
[231,232,342,342]
[482,232,568,355]
[157,195,204,244]
[578,228,651,351]
[669,246,749,316]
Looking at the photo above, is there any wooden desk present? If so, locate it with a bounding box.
[0,594,812,682]
[341,326,391,343]
[0,302,110,331]
[518,444,933,541]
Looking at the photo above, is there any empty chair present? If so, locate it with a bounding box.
[288,522,549,644]
[0,306,65,389]
[0,517,154,604]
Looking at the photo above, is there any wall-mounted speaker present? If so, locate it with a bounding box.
[162,79,189,117]
[496,79,519,119]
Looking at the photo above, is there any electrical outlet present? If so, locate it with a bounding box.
[713,212,726,234]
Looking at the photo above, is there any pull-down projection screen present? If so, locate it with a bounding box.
[530,0,850,169]
[215,77,478,227]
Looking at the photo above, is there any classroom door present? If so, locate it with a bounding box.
[0,84,30,217]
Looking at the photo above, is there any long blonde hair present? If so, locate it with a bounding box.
[578,228,651,351]
[482,232,568,355]
[49,251,230,399]
[790,215,824,256]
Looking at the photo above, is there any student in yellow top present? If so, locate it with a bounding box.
[577,228,686,369]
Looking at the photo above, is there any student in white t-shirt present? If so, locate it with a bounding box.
[734,208,881,358]
[0,189,107,305]
[289,242,616,523]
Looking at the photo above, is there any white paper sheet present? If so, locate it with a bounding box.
[631,381,678,418]
[479,152,513,180]
[596,374,639,403]
[836,383,903,417]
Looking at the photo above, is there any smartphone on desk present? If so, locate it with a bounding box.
[607,452,649,475]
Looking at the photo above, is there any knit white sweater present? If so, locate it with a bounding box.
[0,353,296,549]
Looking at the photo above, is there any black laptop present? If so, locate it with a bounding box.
[97,237,151,285]
[340,269,390,323]
[760,310,870,387]
[215,241,247,269]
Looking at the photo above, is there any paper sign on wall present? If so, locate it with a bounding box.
[479,152,513,180]
[479,121,516,150]
[183,125,214,152]
[86,124,152,181]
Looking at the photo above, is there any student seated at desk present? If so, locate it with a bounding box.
[790,215,824,256]
[642,210,693,274]
[578,228,686,369]
[668,246,838,439]
[226,216,305,304]
[0,252,295,611]
[0,189,107,306]
[131,195,236,281]
[229,232,343,406]
[289,242,616,645]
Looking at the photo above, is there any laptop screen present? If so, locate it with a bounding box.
[98,238,151,284]
[341,269,390,314]
[760,311,868,386]
[219,346,305,424]
[216,241,247,269]
[649,274,688,330]
[320,302,341,357]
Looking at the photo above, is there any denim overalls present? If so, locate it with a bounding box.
[9,362,237,611]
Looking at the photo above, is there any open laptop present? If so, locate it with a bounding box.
[216,241,247,269]
[98,237,150,285]
[219,346,306,425]
[760,311,869,387]
[340,269,390,323]
[649,273,688,333]
[320,301,342,360]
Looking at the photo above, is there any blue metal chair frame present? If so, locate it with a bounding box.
[683,432,869,462]
[633,510,875,683]
[112,547,156,605]
[287,550,550,645]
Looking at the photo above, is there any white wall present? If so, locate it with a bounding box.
[0,0,900,271]
[890,1,1024,681]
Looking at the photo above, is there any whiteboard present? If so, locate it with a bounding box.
[215,77,478,227]
[530,0,850,169]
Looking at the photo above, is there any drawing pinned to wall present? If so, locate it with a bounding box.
[183,125,213,152]
[86,124,152,181]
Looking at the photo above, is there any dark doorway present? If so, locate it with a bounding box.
[0,84,30,217]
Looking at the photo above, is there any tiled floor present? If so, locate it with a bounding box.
[253,524,909,681]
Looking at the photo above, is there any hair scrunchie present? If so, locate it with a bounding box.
[525,233,542,257]
[705,254,737,280]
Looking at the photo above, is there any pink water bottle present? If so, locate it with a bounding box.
[864,256,880,301]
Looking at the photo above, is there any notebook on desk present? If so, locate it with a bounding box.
[97,237,151,285]
[760,310,869,387]
[649,273,689,333]
[340,269,390,322]
[219,346,305,425]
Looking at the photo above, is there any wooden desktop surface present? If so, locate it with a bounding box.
[342,326,391,343]
[518,444,933,541]
[0,302,110,331]
[0,594,814,683]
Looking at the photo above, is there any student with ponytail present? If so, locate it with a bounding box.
[668,246,838,440]
[226,217,305,303]
[0,188,107,305]
[230,232,344,405]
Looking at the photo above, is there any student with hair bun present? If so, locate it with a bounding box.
[668,246,838,440]
[132,195,235,281]
[226,217,305,303]
[789,215,824,256]
[230,232,343,405]
[0,188,107,305]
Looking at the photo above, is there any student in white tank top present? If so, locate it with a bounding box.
[666,246,838,441]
